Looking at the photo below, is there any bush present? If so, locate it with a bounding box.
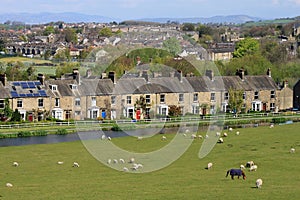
[272,117,287,124]
[56,128,68,135]
[33,130,48,136]
[17,131,32,137]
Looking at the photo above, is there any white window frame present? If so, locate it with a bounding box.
[75,98,80,106]
[179,93,184,102]
[193,93,198,102]
[126,96,132,104]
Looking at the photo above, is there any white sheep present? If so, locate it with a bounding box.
[73,162,80,167]
[101,135,106,140]
[191,134,197,139]
[207,162,213,169]
[223,132,228,137]
[107,159,112,164]
[6,183,13,187]
[119,158,125,163]
[236,131,240,135]
[229,127,233,131]
[256,178,263,188]
[57,161,64,165]
[249,165,258,172]
[137,136,143,140]
[218,138,224,143]
[123,167,129,172]
[12,161,19,167]
[290,148,295,153]
[183,133,187,137]
[240,164,245,170]
[113,159,118,164]
[107,136,112,141]
[198,135,203,139]
[129,157,135,163]
[270,124,274,128]
[185,129,190,133]
[205,134,209,139]
[216,132,221,137]
[161,136,167,140]
[246,161,255,168]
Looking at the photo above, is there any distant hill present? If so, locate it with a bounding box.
[0,12,119,24]
[137,15,263,24]
[0,12,263,24]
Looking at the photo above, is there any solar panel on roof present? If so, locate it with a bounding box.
[10,91,19,97]
[19,93,26,97]
[28,82,36,88]
[33,93,40,97]
[26,93,34,97]
[13,82,21,86]
[20,82,29,89]
[34,81,41,86]
[38,90,47,96]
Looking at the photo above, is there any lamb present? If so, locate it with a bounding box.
[205,134,209,139]
[236,131,240,136]
[185,129,190,133]
[270,124,274,128]
[198,135,203,139]
[161,136,167,140]
[246,161,255,168]
[113,159,118,164]
[123,167,129,172]
[229,127,233,131]
[107,136,112,141]
[12,161,19,167]
[216,132,221,137]
[6,183,13,187]
[218,138,224,143]
[129,157,135,163]
[290,148,295,153]
[73,162,80,167]
[249,165,258,172]
[256,178,263,188]
[107,159,112,164]
[240,165,245,170]
[137,136,143,140]
[101,135,106,140]
[119,158,125,164]
[57,161,64,165]
[207,162,213,169]
[191,134,197,139]
[223,132,228,137]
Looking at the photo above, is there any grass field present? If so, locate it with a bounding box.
[0,57,52,64]
[0,123,299,199]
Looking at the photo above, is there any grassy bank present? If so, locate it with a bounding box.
[0,123,299,199]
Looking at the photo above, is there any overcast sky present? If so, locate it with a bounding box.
[2,0,300,20]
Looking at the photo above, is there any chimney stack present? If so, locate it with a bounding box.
[37,73,45,85]
[142,70,149,83]
[283,80,288,88]
[176,70,183,83]
[86,69,92,78]
[267,68,271,77]
[236,68,245,81]
[0,74,7,86]
[72,69,80,85]
[108,71,116,84]
[205,70,214,81]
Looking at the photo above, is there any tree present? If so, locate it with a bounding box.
[182,23,195,31]
[11,109,22,122]
[168,105,182,117]
[0,99,13,120]
[197,25,213,37]
[55,62,80,78]
[43,26,55,36]
[162,37,182,56]
[0,38,6,52]
[99,27,113,37]
[64,28,78,44]
[134,95,147,117]
[228,88,244,114]
[233,38,260,58]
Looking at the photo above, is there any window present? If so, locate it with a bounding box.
[38,99,44,107]
[73,98,80,106]
[70,84,78,90]
[224,92,229,100]
[192,105,199,114]
[146,108,151,117]
[75,111,81,116]
[270,91,275,99]
[254,91,259,99]
[243,92,246,100]
[55,98,60,107]
[211,93,215,101]
[126,96,132,104]
[179,93,184,102]
[193,93,198,102]
[0,100,4,109]
[146,95,151,104]
[91,97,96,106]
[50,85,57,91]
[111,96,116,105]
[270,103,275,111]
[17,99,23,108]
[160,94,165,103]
[210,105,215,114]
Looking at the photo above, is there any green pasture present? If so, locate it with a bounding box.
[0,57,52,64]
[0,123,299,199]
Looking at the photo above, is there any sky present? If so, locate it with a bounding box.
[1,0,300,20]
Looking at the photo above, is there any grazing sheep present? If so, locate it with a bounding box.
[191,134,197,139]
[185,129,190,133]
[270,124,274,128]
[246,161,255,168]
[101,135,106,140]
[249,165,258,172]
[129,158,135,163]
[216,132,221,137]
[198,135,203,139]
[229,127,233,131]
[107,159,112,164]
[113,159,118,164]
[290,148,295,153]
[107,136,112,141]
[256,178,263,188]
[183,133,187,137]
[218,138,224,143]
[240,165,245,170]
[6,183,13,187]
[207,162,213,169]
[223,132,228,137]
[205,134,209,139]
[236,131,240,136]
[161,136,167,140]
[73,162,80,167]
[12,161,19,167]
[132,163,143,171]
[123,167,129,172]
[137,136,143,140]
[119,158,125,164]
[57,161,64,165]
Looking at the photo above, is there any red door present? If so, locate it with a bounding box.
[136,109,141,120]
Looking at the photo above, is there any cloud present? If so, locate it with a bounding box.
[289,0,300,4]
[118,0,145,8]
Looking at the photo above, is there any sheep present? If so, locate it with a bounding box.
[246,161,255,168]
[256,178,263,188]
[107,159,112,164]
[198,135,203,139]
[205,134,209,139]
[236,131,240,136]
[12,161,19,167]
[185,129,190,133]
[191,134,197,139]
[129,157,135,164]
[216,132,221,137]
[119,158,125,164]
[270,124,274,128]
[137,136,143,140]
[101,135,106,140]
[290,148,295,153]
[107,136,112,141]
[240,165,246,170]
[113,159,118,164]
[218,138,224,143]
[6,183,13,187]
[249,165,258,172]
[132,163,143,171]
[223,132,228,137]
[207,162,213,169]
[57,161,64,165]
[229,127,233,131]
[161,136,167,140]
[183,133,187,137]
[73,162,80,167]
[123,167,129,172]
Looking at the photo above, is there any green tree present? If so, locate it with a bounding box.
[53,48,70,62]
[64,28,78,44]
[0,38,6,52]
[134,95,147,117]
[228,88,244,114]
[55,62,80,78]
[43,26,55,36]
[197,24,213,37]
[182,23,195,31]
[233,37,260,58]
[11,109,22,122]
[162,37,182,56]
[168,105,182,117]
[1,99,13,119]
[99,27,113,37]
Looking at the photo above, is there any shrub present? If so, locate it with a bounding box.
[17,131,32,137]
[56,128,68,135]
[33,130,48,136]
[272,117,287,124]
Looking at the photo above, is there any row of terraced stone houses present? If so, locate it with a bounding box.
[0,68,293,121]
